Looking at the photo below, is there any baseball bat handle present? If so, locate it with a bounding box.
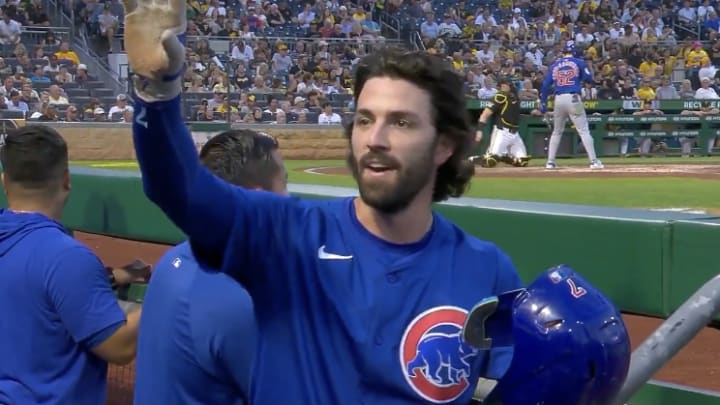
[610,273,720,405]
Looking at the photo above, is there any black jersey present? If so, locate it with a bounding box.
[487,92,521,129]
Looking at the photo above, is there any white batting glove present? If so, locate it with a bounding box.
[122,0,186,102]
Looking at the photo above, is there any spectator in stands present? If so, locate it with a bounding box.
[699,59,717,82]
[230,40,255,64]
[26,0,50,26]
[75,64,91,86]
[64,105,81,122]
[47,85,69,106]
[678,1,698,26]
[581,81,598,100]
[43,54,60,75]
[636,78,657,100]
[477,77,497,99]
[20,81,38,106]
[271,43,292,75]
[108,94,131,120]
[121,107,134,123]
[317,102,341,124]
[54,66,73,85]
[249,76,272,94]
[0,77,13,97]
[93,107,107,122]
[29,66,49,84]
[0,12,21,45]
[207,87,226,111]
[33,102,57,121]
[420,12,439,41]
[54,41,79,66]
[696,76,720,98]
[679,79,696,98]
[7,90,28,115]
[98,4,120,53]
[274,109,286,124]
[656,77,680,99]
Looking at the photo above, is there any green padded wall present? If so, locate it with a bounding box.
[631,381,720,404]
[668,219,720,316]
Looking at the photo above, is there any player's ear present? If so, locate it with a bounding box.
[0,172,6,196]
[62,168,70,192]
[433,134,454,167]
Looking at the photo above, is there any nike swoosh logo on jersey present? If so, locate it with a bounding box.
[318,245,353,260]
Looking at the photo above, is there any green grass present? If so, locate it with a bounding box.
[70,158,720,212]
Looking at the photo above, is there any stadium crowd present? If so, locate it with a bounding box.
[2,0,720,125]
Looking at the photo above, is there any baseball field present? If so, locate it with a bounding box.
[74,157,720,404]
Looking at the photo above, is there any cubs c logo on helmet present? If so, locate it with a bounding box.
[400,306,479,403]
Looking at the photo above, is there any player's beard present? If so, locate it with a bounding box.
[348,143,436,215]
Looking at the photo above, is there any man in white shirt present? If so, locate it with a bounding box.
[699,60,717,83]
[205,0,226,17]
[0,14,21,45]
[420,12,439,40]
[477,77,497,99]
[296,3,315,29]
[475,43,493,64]
[438,14,461,36]
[574,25,594,46]
[108,94,132,120]
[678,0,698,24]
[609,21,624,39]
[474,9,496,26]
[317,102,342,125]
[695,77,719,99]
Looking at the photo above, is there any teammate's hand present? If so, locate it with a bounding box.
[530,109,543,117]
[123,0,186,101]
[113,259,152,285]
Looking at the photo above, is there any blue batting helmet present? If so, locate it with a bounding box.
[564,40,576,53]
[484,265,631,405]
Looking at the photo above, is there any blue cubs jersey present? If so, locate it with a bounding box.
[541,56,593,103]
[134,241,256,405]
[132,96,523,405]
[0,210,126,405]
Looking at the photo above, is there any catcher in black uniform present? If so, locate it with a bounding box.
[470,78,539,167]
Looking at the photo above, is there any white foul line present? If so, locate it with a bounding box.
[303,166,344,176]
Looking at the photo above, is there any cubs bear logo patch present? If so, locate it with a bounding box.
[399,306,479,403]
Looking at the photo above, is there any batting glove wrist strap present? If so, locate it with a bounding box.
[133,74,183,103]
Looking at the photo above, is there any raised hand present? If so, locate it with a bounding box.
[122,0,186,99]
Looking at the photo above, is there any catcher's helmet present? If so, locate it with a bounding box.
[482,265,631,405]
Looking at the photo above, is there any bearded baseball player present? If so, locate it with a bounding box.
[540,41,604,170]
[124,0,523,403]
[470,77,540,168]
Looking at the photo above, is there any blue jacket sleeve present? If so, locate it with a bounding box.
[132,96,301,290]
[132,96,238,260]
[46,246,126,348]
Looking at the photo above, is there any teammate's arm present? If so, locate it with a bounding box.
[48,247,140,365]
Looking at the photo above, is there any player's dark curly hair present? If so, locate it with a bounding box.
[345,47,475,202]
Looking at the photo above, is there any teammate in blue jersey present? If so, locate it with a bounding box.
[123,1,522,404]
[134,130,288,405]
[540,41,604,170]
[0,125,141,405]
